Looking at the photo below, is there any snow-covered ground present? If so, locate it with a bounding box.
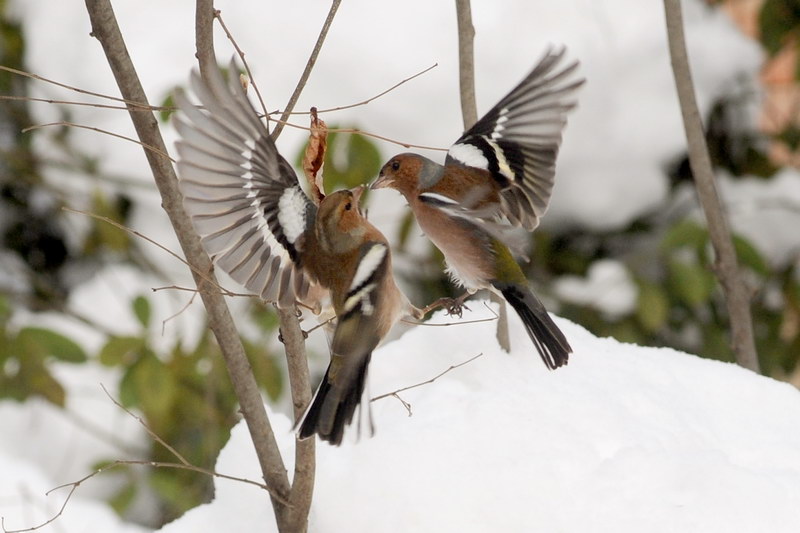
[3,0,800,531]
[159,307,800,533]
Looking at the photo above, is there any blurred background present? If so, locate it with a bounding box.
[1,0,799,529]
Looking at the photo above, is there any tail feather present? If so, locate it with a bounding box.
[297,353,373,446]
[494,282,571,369]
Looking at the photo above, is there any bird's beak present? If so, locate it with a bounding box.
[350,185,365,204]
[370,174,393,190]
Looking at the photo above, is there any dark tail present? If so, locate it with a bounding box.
[297,353,373,446]
[494,282,571,369]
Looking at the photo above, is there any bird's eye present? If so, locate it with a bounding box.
[344,202,352,211]
[391,160,400,171]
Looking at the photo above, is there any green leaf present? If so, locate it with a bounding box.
[636,281,670,333]
[85,190,130,253]
[242,338,283,401]
[668,259,716,307]
[0,294,10,323]
[100,336,144,366]
[250,304,279,333]
[759,0,800,56]
[17,327,87,363]
[119,364,139,408]
[149,470,185,511]
[26,365,66,406]
[661,219,707,253]
[777,124,800,151]
[109,483,137,516]
[135,353,176,420]
[160,92,176,123]
[119,349,175,417]
[132,295,151,328]
[733,234,769,276]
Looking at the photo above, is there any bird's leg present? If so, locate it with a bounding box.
[420,292,472,318]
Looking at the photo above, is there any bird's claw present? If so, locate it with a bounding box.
[423,296,470,318]
[442,297,470,318]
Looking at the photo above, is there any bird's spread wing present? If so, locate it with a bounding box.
[174,61,316,307]
[445,46,584,231]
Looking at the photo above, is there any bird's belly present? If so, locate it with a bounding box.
[415,207,492,292]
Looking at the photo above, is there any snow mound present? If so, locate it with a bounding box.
[160,305,800,532]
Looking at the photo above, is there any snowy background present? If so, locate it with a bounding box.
[2,0,800,531]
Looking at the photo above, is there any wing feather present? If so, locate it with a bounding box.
[175,60,317,306]
[445,46,584,231]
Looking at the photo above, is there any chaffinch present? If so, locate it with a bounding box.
[173,62,427,445]
[371,47,584,370]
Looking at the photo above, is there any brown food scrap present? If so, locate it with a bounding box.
[302,107,327,204]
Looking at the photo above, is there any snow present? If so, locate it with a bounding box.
[3,0,800,531]
[0,441,149,533]
[155,306,800,533]
[554,259,638,319]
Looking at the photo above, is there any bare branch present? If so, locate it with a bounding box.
[283,63,439,115]
[276,307,315,530]
[194,0,216,79]
[0,93,130,110]
[271,0,342,141]
[371,353,484,403]
[454,0,510,351]
[24,121,175,162]
[62,207,226,295]
[100,384,190,465]
[0,458,286,533]
[454,0,478,129]
[214,9,270,121]
[0,64,155,110]
[84,1,291,515]
[402,301,499,327]
[663,0,759,372]
[161,290,198,335]
[269,118,448,152]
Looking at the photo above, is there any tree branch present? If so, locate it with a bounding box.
[194,0,217,79]
[194,1,315,530]
[662,0,759,372]
[454,0,510,352]
[276,307,315,532]
[455,0,477,129]
[270,0,342,141]
[83,3,292,523]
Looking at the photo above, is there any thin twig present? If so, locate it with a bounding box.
[0,458,285,533]
[268,118,448,152]
[663,0,759,372]
[62,207,228,295]
[0,94,131,110]
[214,9,270,122]
[388,393,413,417]
[0,65,157,110]
[24,121,175,162]
[278,63,438,115]
[371,353,484,403]
[161,290,198,335]
[302,314,336,336]
[100,384,190,465]
[151,284,252,299]
[271,0,342,141]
